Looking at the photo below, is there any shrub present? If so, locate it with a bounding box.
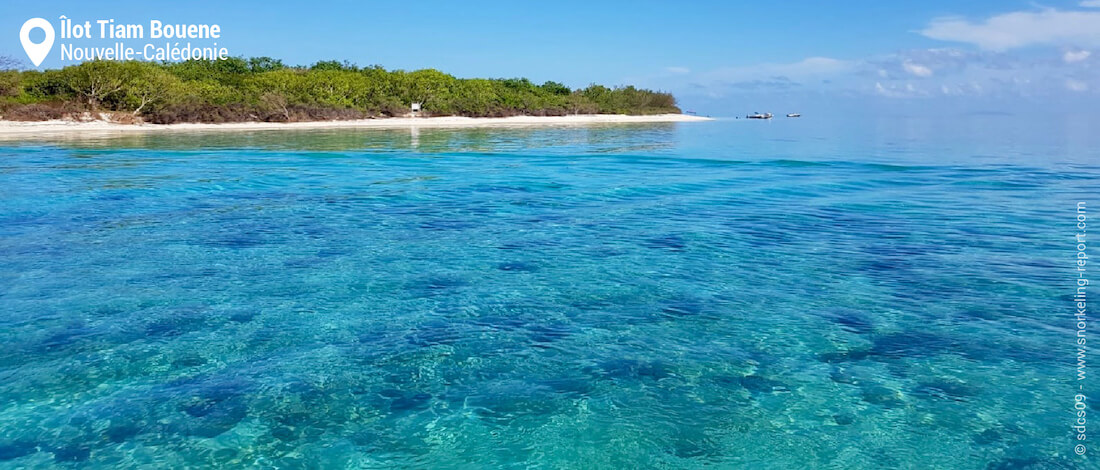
[1,58,680,122]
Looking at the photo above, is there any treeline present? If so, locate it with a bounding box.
[0,57,680,123]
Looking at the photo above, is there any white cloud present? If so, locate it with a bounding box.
[663,45,1098,103]
[1064,50,1092,62]
[939,83,982,96]
[847,47,1084,99]
[874,82,892,96]
[903,61,934,77]
[866,49,978,81]
[920,9,1100,51]
[665,66,691,75]
[686,57,853,96]
[874,81,929,98]
[704,57,852,82]
[1082,1,1100,7]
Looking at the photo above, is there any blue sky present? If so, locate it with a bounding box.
[4,0,1100,115]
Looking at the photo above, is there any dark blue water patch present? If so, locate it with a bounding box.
[219,190,297,202]
[246,326,281,348]
[270,425,299,442]
[172,354,208,368]
[869,331,962,359]
[859,384,905,407]
[469,312,537,332]
[566,297,618,313]
[406,320,469,347]
[316,247,350,258]
[53,392,155,450]
[156,374,251,440]
[581,303,672,327]
[285,379,347,411]
[833,414,855,425]
[817,350,872,363]
[535,375,596,397]
[527,322,573,345]
[643,234,687,251]
[763,159,835,168]
[6,329,135,371]
[827,330,1007,365]
[49,443,91,463]
[0,440,38,461]
[496,238,563,251]
[407,276,469,297]
[497,261,540,272]
[345,428,385,451]
[153,265,224,279]
[738,225,791,248]
[283,257,324,269]
[376,367,425,391]
[824,308,875,334]
[861,257,911,275]
[270,408,314,429]
[198,232,271,249]
[984,455,1079,470]
[468,184,532,194]
[228,311,258,323]
[828,368,860,385]
[584,245,630,259]
[381,390,433,413]
[103,419,145,444]
[588,359,673,382]
[144,308,211,337]
[36,322,101,352]
[521,213,571,224]
[173,396,250,438]
[666,427,722,459]
[179,389,243,418]
[350,325,411,354]
[0,213,61,230]
[418,218,479,231]
[858,240,936,258]
[737,375,790,394]
[973,428,1002,446]
[91,192,134,202]
[820,330,977,364]
[660,297,706,318]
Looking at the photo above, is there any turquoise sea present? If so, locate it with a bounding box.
[0,116,1097,469]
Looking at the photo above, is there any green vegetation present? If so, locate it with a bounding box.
[0,57,679,123]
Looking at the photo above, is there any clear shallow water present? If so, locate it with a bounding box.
[0,117,1097,468]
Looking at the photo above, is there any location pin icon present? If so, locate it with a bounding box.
[20,18,55,67]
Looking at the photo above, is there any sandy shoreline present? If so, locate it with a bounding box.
[0,114,710,138]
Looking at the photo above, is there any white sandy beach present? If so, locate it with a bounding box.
[0,114,710,138]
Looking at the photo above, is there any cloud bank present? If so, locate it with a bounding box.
[919,8,1100,51]
[640,4,1100,111]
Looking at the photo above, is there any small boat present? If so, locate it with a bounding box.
[786,113,801,118]
[746,112,772,119]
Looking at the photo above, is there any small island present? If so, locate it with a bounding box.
[0,57,703,133]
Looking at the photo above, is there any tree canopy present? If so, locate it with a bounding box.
[0,57,680,123]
